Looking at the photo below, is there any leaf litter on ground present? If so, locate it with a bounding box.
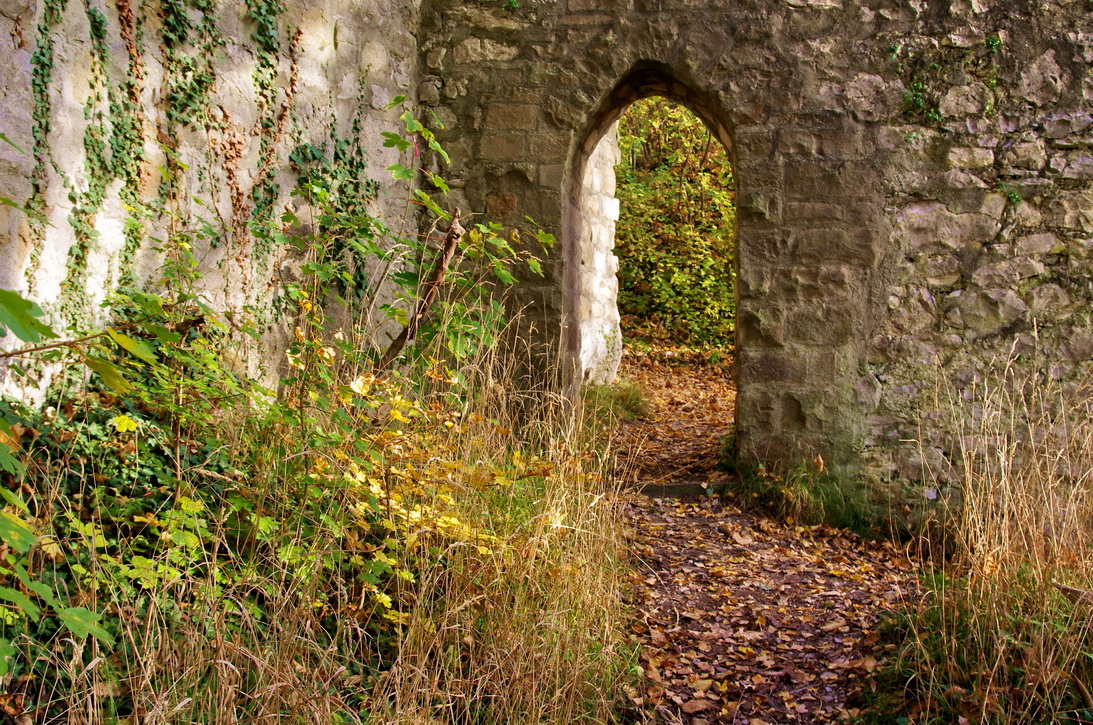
[616,350,916,723]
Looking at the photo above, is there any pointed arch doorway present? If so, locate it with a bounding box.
[564,62,737,386]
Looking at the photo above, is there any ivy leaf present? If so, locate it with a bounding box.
[107,328,157,364]
[0,512,36,553]
[492,260,516,285]
[381,132,411,152]
[0,288,56,343]
[427,173,450,194]
[58,607,114,645]
[414,189,449,219]
[387,163,414,181]
[427,138,450,164]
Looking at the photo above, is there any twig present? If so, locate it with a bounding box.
[1051,579,1093,606]
[377,210,465,370]
[1065,670,1093,712]
[0,330,107,359]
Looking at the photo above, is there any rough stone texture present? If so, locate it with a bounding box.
[578,123,622,385]
[4,0,1093,501]
[0,0,420,393]
[415,0,1093,493]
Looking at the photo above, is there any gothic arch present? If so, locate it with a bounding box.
[562,62,737,388]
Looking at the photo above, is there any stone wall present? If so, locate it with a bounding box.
[417,0,1093,491]
[3,0,1092,496]
[578,122,622,385]
[0,0,420,391]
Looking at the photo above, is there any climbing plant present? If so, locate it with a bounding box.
[614,97,736,348]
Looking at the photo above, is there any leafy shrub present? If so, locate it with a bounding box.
[614,97,736,348]
[0,111,628,724]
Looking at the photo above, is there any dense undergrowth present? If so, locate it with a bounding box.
[614,98,736,349]
[0,113,631,723]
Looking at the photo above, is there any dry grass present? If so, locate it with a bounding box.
[14,339,631,724]
[893,363,1093,723]
[367,346,632,724]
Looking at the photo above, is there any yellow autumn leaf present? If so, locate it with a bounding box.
[110,415,139,433]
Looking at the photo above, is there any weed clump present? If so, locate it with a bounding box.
[876,368,1093,724]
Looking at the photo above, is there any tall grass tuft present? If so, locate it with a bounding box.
[364,341,633,724]
[890,364,1093,723]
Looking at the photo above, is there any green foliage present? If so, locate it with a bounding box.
[582,378,649,426]
[0,289,55,343]
[614,97,736,348]
[729,460,884,533]
[0,114,572,719]
[891,36,1003,125]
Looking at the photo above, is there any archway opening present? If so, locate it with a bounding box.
[563,63,743,391]
[613,96,736,352]
[566,65,739,486]
[568,73,737,386]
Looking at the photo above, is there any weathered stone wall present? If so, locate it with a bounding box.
[418,0,1093,490]
[0,0,420,389]
[578,122,622,385]
[4,0,1092,495]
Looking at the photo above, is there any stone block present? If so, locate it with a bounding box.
[939,83,992,117]
[737,191,780,224]
[1029,283,1070,317]
[925,254,961,287]
[1046,190,1093,233]
[486,192,518,218]
[1017,233,1063,255]
[948,146,994,169]
[735,388,780,432]
[786,266,856,300]
[737,307,785,347]
[739,232,793,268]
[1003,139,1046,170]
[1041,112,1093,139]
[946,288,1028,335]
[1060,152,1093,180]
[787,304,855,345]
[486,104,539,131]
[479,134,527,161]
[738,349,808,385]
[794,227,877,266]
[530,133,570,159]
[733,128,774,158]
[453,38,519,64]
[842,73,904,122]
[777,129,819,155]
[1016,51,1064,107]
[894,200,1001,252]
[784,160,874,200]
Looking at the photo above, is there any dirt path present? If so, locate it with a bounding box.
[615,352,915,724]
